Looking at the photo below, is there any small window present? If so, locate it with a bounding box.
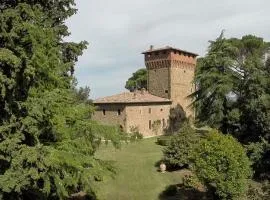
[149,120,152,129]
[103,109,106,115]
[165,90,168,94]
[160,108,163,112]
[184,70,186,73]
[149,108,151,114]
[155,52,159,56]
[162,119,165,127]
[119,125,124,132]
[117,109,121,116]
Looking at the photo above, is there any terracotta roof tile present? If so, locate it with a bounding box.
[94,90,171,104]
[142,46,198,56]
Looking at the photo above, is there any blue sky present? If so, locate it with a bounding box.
[66,0,270,99]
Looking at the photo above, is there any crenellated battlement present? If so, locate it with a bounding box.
[143,46,198,117]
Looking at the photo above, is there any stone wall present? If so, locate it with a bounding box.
[147,66,170,99]
[93,103,171,137]
[126,103,171,137]
[170,60,195,117]
[145,49,196,118]
[93,104,127,131]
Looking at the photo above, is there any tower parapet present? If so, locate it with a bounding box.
[142,46,198,117]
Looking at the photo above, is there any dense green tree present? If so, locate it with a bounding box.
[163,123,198,169]
[192,130,252,200]
[0,1,120,199]
[125,68,147,91]
[73,85,93,104]
[193,33,270,143]
[229,36,270,142]
[192,32,238,134]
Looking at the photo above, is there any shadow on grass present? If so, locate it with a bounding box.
[154,159,189,172]
[158,184,215,200]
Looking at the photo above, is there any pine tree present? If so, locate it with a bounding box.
[192,31,238,134]
[229,35,270,142]
[193,33,270,143]
[0,1,120,199]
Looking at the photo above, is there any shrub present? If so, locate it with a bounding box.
[192,130,252,200]
[156,136,171,146]
[246,139,270,179]
[130,132,143,142]
[246,180,270,200]
[163,123,199,169]
[129,126,143,142]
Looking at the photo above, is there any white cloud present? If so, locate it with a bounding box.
[66,0,270,98]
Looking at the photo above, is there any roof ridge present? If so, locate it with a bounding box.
[94,90,171,104]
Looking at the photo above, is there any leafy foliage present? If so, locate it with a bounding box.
[193,33,270,142]
[192,31,239,134]
[166,104,187,134]
[125,68,147,91]
[156,136,172,146]
[246,139,270,180]
[192,130,252,200]
[0,1,120,199]
[163,123,199,169]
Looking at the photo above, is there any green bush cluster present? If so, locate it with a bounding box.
[163,127,252,199]
[163,123,199,169]
[192,130,252,199]
[156,136,172,146]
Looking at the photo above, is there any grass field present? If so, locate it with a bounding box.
[94,137,184,200]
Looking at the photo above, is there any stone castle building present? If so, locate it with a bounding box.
[93,46,198,137]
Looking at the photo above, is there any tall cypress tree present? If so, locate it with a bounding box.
[0,1,120,199]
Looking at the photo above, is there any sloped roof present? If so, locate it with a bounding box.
[142,46,198,57]
[94,90,171,104]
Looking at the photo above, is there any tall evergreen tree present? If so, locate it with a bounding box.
[229,35,270,142]
[192,31,238,134]
[193,33,270,143]
[0,1,120,199]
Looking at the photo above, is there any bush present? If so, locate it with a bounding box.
[246,180,270,200]
[156,136,171,146]
[130,132,143,142]
[129,126,143,142]
[246,139,270,179]
[192,130,252,200]
[163,123,199,169]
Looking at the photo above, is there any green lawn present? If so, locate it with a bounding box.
[94,137,184,200]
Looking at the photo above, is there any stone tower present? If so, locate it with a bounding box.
[142,46,198,117]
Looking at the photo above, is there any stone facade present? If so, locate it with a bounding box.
[94,102,171,137]
[143,46,197,117]
[93,46,198,137]
[93,90,172,137]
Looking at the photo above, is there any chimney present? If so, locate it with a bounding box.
[150,45,154,51]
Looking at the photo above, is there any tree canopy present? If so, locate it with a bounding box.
[125,68,147,91]
[0,1,120,199]
[192,130,252,199]
[193,32,270,143]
